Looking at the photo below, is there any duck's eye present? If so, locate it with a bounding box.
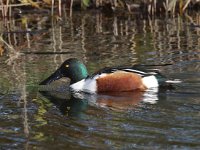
[66,65,69,68]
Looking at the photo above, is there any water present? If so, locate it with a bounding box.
[0,11,200,149]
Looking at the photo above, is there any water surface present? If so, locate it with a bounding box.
[0,11,200,149]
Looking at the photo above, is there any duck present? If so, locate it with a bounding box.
[39,58,181,93]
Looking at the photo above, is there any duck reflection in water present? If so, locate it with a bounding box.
[39,90,89,118]
[39,87,161,118]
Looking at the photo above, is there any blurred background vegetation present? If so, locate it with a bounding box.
[0,0,200,18]
[0,0,199,58]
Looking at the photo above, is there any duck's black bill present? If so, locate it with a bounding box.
[40,70,63,85]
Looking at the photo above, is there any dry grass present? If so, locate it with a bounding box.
[0,0,200,18]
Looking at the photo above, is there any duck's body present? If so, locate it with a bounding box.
[40,58,181,93]
[70,69,159,93]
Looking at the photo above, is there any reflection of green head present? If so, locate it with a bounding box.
[39,91,88,119]
[40,58,88,85]
[66,97,88,118]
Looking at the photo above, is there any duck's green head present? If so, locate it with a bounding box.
[40,58,88,85]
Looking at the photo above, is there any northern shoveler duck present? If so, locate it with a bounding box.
[40,58,181,93]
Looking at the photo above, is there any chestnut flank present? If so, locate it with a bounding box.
[97,71,146,92]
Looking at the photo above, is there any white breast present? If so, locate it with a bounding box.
[70,74,106,93]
